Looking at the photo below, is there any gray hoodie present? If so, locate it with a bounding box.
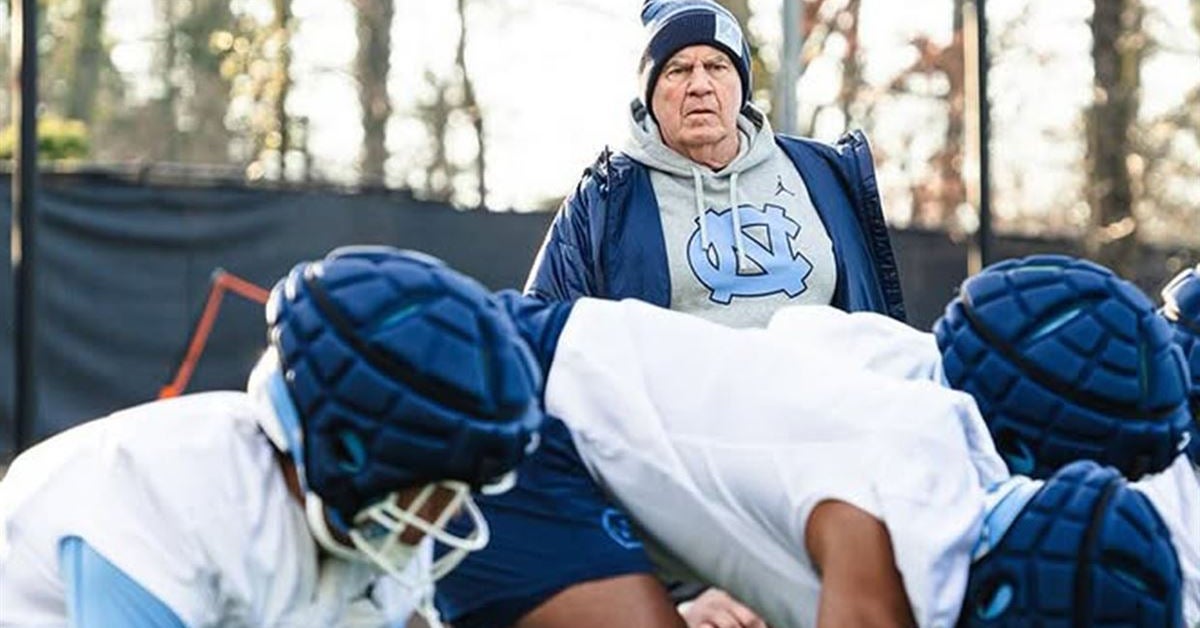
[624,102,837,328]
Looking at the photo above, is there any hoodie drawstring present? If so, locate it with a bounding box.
[729,172,748,272]
[692,168,749,273]
[691,167,710,252]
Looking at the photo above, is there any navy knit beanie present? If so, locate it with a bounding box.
[640,0,752,113]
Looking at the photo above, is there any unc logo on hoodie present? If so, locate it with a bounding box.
[687,203,813,305]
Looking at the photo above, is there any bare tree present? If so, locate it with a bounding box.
[1086,0,1144,276]
[274,0,293,161]
[456,0,485,206]
[212,0,297,179]
[887,0,967,227]
[1129,0,1200,247]
[66,0,107,123]
[414,70,456,202]
[30,0,123,157]
[127,0,237,163]
[797,0,866,135]
[715,0,776,114]
[354,0,394,183]
[161,0,182,160]
[835,0,863,125]
[400,1,486,207]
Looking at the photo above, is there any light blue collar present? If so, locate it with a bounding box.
[972,476,1043,561]
[266,369,306,474]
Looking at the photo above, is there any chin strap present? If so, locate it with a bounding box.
[306,493,369,564]
[971,476,1043,561]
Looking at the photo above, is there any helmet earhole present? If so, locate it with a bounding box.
[973,577,1015,620]
[995,429,1035,476]
[334,430,367,473]
[1103,550,1167,598]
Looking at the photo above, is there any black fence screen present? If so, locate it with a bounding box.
[0,174,553,456]
[2,173,1193,458]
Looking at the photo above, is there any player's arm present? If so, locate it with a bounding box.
[58,536,187,628]
[805,501,916,628]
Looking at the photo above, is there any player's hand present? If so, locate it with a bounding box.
[678,588,769,628]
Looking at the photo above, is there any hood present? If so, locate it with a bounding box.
[623,100,778,272]
[623,99,774,176]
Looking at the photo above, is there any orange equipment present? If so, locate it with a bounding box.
[159,269,269,399]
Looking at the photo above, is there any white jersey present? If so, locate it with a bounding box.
[770,304,1200,627]
[1135,457,1200,627]
[765,304,946,382]
[547,299,1009,628]
[0,392,419,627]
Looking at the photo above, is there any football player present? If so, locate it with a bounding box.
[0,247,544,627]
[256,249,1187,628]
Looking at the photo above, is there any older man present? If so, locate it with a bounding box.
[525,2,904,622]
[527,0,904,328]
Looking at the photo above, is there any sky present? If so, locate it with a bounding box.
[90,0,1200,220]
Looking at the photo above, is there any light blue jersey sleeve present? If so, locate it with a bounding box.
[58,536,186,628]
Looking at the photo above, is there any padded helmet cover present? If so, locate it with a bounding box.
[959,460,1183,627]
[935,255,1191,479]
[267,246,544,523]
